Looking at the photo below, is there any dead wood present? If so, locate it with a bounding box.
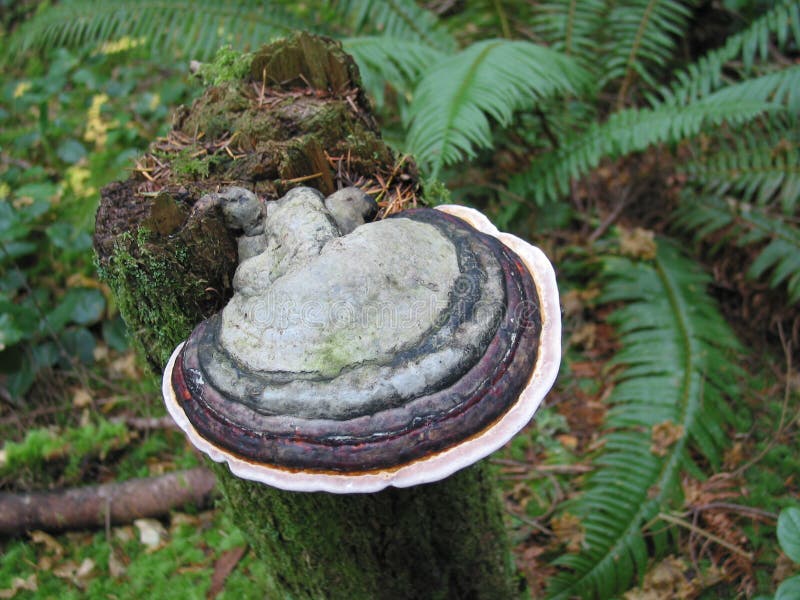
[0,467,216,537]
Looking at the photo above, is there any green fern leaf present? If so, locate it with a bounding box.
[547,239,740,599]
[342,36,444,108]
[651,0,800,106]
[333,0,455,52]
[512,66,797,204]
[681,117,800,211]
[404,39,590,178]
[6,0,311,62]
[529,0,606,72]
[674,195,800,303]
[603,0,694,104]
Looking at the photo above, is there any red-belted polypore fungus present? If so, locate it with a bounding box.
[162,186,561,493]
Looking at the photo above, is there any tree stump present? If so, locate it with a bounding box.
[94,33,516,599]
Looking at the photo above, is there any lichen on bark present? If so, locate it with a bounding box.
[94,32,515,599]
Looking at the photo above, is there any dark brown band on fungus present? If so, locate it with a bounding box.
[170,209,542,472]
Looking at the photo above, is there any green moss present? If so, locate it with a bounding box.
[212,460,515,600]
[0,508,272,600]
[1,418,129,482]
[98,230,198,368]
[168,146,230,181]
[421,178,451,206]
[197,46,253,87]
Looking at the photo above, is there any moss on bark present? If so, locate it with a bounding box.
[94,33,516,598]
[214,461,514,599]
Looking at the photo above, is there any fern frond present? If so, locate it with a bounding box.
[511,66,797,204]
[332,0,455,52]
[603,0,694,104]
[651,0,800,106]
[674,196,800,303]
[6,0,310,62]
[706,65,800,112]
[342,36,444,108]
[681,118,800,211]
[404,39,590,178]
[547,239,740,599]
[529,0,606,72]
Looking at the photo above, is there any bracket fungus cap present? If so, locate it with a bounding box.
[162,193,560,493]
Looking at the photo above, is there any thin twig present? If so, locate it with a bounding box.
[693,503,777,521]
[504,507,553,536]
[657,512,753,560]
[587,189,632,244]
[283,172,322,184]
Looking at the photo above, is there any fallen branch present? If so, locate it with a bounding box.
[111,415,179,431]
[0,467,216,537]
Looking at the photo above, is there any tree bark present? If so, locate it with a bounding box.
[94,33,515,599]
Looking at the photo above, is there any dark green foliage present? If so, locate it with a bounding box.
[510,76,782,204]
[513,57,799,205]
[530,0,606,68]
[405,39,590,177]
[547,240,741,599]
[679,116,800,211]
[602,0,693,99]
[674,111,800,303]
[674,195,800,303]
[652,0,800,105]
[341,36,444,107]
[5,0,307,63]
[333,0,455,52]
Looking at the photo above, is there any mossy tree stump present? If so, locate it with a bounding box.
[94,33,516,599]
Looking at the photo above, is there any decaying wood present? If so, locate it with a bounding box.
[0,467,216,537]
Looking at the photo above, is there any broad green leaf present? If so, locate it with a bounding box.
[778,507,800,563]
[777,575,800,600]
[14,182,57,216]
[59,326,95,365]
[32,341,60,369]
[47,287,105,330]
[0,201,29,241]
[0,268,25,293]
[46,222,93,253]
[56,138,88,164]
[69,288,106,326]
[0,348,38,399]
[1,241,37,259]
[0,299,39,347]
[102,316,129,352]
[0,313,25,349]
